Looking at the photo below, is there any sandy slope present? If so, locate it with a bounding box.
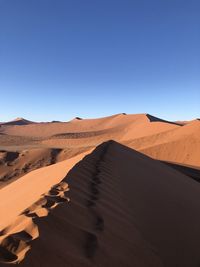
[0,149,91,264]
[0,150,89,230]
[0,147,90,188]
[1,141,200,266]
[126,119,200,167]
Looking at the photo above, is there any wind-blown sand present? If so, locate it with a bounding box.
[0,141,200,266]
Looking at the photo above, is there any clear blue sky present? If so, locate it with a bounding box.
[0,0,199,122]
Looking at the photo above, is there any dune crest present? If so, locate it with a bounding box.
[1,141,200,266]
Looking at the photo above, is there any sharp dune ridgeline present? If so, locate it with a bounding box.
[0,113,200,266]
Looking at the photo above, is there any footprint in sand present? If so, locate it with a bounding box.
[0,181,70,264]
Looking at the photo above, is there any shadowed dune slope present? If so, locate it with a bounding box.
[1,118,35,126]
[1,141,200,266]
[145,114,180,125]
[161,161,200,182]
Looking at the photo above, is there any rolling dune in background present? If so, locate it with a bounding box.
[1,114,199,186]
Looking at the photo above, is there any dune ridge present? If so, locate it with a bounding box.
[1,141,200,266]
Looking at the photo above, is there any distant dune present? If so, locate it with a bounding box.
[0,113,199,186]
[1,118,35,126]
[129,119,200,167]
[0,113,180,140]
[71,116,83,121]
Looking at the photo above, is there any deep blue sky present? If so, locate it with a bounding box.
[0,0,199,122]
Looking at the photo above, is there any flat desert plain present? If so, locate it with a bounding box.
[0,113,200,266]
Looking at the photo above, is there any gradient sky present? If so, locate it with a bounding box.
[0,0,199,122]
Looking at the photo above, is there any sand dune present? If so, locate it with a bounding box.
[1,118,35,126]
[0,147,90,188]
[0,150,89,229]
[0,113,177,138]
[0,149,90,264]
[0,113,199,187]
[127,119,200,167]
[0,141,200,266]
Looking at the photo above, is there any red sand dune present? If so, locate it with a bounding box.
[0,113,178,137]
[127,119,200,167]
[0,141,200,266]
[1,118,35,126]
[0,113,199,188]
